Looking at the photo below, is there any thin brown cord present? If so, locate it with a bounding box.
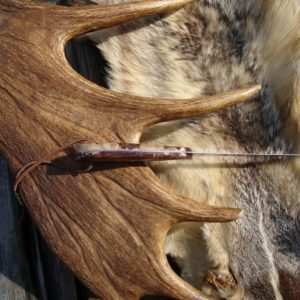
[13,139,86,194]
[10,139,86,233]
[11,139,87,232]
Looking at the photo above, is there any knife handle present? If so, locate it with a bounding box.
[74,143,192,162]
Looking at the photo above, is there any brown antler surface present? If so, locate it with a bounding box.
[0,1,260,299]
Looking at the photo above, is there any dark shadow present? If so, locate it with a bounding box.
[46,155,146,175]
[75,278,98,300]
[65,39,110,89]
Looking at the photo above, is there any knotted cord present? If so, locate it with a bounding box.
[13,139,87,193]
[12,139,87,231]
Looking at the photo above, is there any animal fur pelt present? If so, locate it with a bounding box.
[82,0,300,298]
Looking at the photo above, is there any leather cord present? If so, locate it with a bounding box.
[13,139,87,193]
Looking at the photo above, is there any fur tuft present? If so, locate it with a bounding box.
[87,0,300,298]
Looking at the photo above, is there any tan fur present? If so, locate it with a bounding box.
[86,0,300,298]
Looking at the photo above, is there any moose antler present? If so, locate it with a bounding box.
[0,0,260,298]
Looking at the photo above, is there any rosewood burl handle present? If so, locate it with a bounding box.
[75,143,193,162]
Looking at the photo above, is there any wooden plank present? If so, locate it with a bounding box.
[0,158,37,300]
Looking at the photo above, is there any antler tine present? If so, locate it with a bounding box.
[140,169,242,222]
[153,85,261,123]
[169,198,242,223]
[48,0,193,37]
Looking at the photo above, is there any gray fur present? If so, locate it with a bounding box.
[86,0,300,298]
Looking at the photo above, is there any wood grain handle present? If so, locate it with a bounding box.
[75,143,193,162]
